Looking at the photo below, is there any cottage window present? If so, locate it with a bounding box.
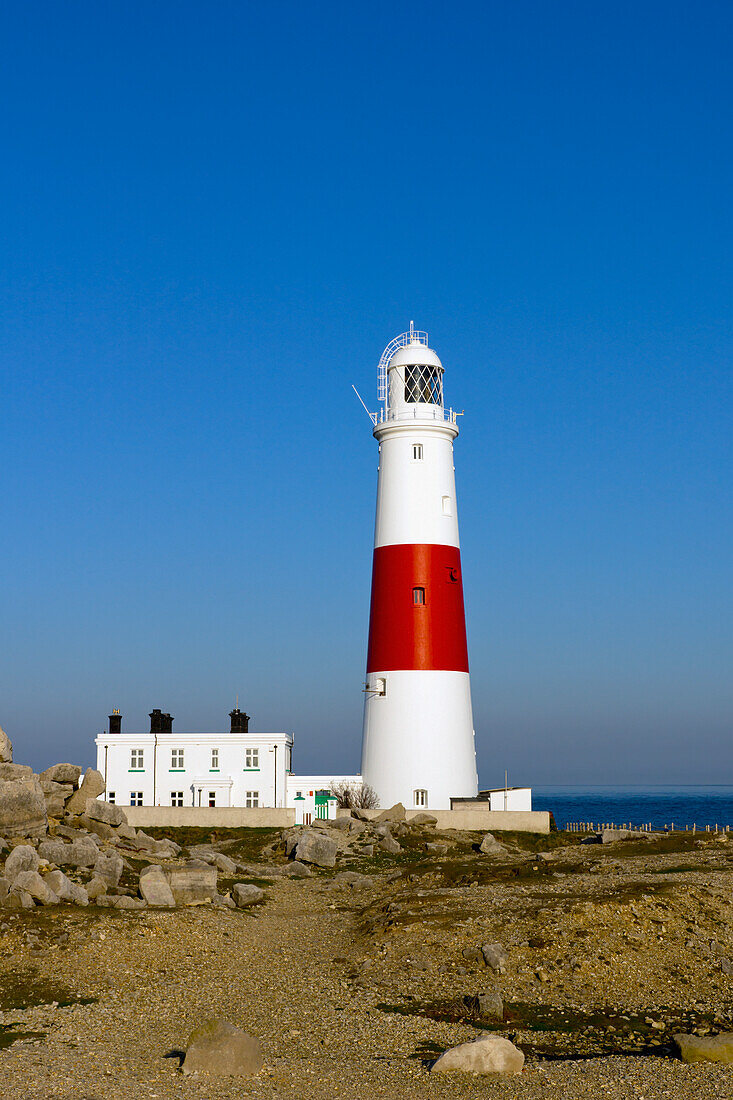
[211,748,219,770]
[171,791,183,807]
[108,792,116,805]
[245,748,259,769]
[245,790,259,808]
[130,749,144,770]
[130,791,143,806]
[208,791,216,807]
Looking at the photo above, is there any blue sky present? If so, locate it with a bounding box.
[1,1,731,783]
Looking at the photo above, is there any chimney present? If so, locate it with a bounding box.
[108,710,122,735]
[229,708,250,733]
[150,709,174,734]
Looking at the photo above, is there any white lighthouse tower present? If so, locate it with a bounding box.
[360,326,479,810]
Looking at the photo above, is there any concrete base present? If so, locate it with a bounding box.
[354,809,550,833]
[124,806,296,828]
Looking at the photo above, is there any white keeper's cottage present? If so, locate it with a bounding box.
[96,708,361,819]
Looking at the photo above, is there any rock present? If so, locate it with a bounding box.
[600,828,648,844]
[65,768,105,815]
[425,842,448,855]
[139,865,176,908]
[481,943,508,972]
[13,870,59,905]
[4,844,40,882]
[376,803,406,823]
[431,1033,524,1075]
[479,832,505,855]
[213,853,237,874]
[212,893,237,909]
[0,763,33,780]
[233,883,264,908]
[96,895,146,910]
[294,830,339,868]
[282,861,312,878]
[7,886,35,909]
[44,870,88,906]
[38,838,99,868]
[86,877,108,899]
[0,775,48,838]
[40,780,74,817]
[39,764,82,785]
[411,812,438,825]
[477,989,504,1020]
[721,958,733,976]
[0,727,12,763]
[93,852,123,888]
[85,799,126,827]
[462,946,484,965]
[333,871,373,888]
[674,1032,733,1063]
[378,834,401,854]
[166,860,217,905]
[76,814,116,841]
[360,843,374,857]
[183,1018,263,1077]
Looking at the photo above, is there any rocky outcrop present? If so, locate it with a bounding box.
[0,726,12,763]
[84,798,127,828]
[0,775,47,838]
[674,1032,733,1063]
[139,865,176,908]
[431,1033,524,1075]
[166,860,218,905]
[39,764,82,785]
[182,1018,263,1077]
[65,769,105,815]
[294,830,339,868]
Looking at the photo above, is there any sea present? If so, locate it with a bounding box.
[531,786,733,833]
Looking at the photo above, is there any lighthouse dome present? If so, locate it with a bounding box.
[388,343,443,372]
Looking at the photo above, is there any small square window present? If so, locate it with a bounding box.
[171,748,184,769]
[413,587,425,605]
[412,443,423,460]
[108,791,116,805]
[414,788,428,807]
[245,790,259,808]
[130,791,144,807]
[130,749,144,770]
[171,791,184,807]
[208,791,216,807]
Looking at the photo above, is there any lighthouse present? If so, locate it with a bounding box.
[360,326,479,810]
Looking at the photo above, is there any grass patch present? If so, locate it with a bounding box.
[0,968,96,1012]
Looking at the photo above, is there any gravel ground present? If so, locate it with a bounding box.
[2,827,733,1098]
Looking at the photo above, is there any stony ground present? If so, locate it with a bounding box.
[2,825,733,1098]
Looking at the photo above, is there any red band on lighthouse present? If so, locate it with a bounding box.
[366,544,469,673]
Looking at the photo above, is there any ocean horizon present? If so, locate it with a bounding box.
[530,785,733,832]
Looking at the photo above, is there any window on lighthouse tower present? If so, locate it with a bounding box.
[413,587,425,605]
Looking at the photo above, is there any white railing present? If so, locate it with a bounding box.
[377,326,429,402]
[370,405,458,426]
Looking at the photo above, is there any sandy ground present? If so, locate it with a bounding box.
[2,826,733,1099]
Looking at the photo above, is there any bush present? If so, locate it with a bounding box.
[330,780,380,810]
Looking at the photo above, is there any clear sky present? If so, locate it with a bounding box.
[1,2,731,784]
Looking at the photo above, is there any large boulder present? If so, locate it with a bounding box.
[4,844,40,882]
[479,832,506,855]
[65,768,105,815]
[0,726,11,763]
[85,799,126,828]
[40,780,75,818]
[411,812,438,825]
[39,764,82,785]
[0,775,48,838]
[431,1033,524,1075]
[13,870,59,906]
[378,834,401,854]
[166,860,217,905]
[93,852,124,888]
[44,870,88,906]
[0,763,33,781]
[139,865,176,907]
[182,1018,263,1077]
[294,830,339,868]
[376,803,406,823]
[38,837,99,868]
[675,1033,733,1063]
[233,883,264,908]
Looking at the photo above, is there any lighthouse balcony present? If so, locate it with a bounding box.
[371,405,459,426]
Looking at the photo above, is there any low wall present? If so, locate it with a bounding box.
[124,806,295,828]
[344,809,551,834]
